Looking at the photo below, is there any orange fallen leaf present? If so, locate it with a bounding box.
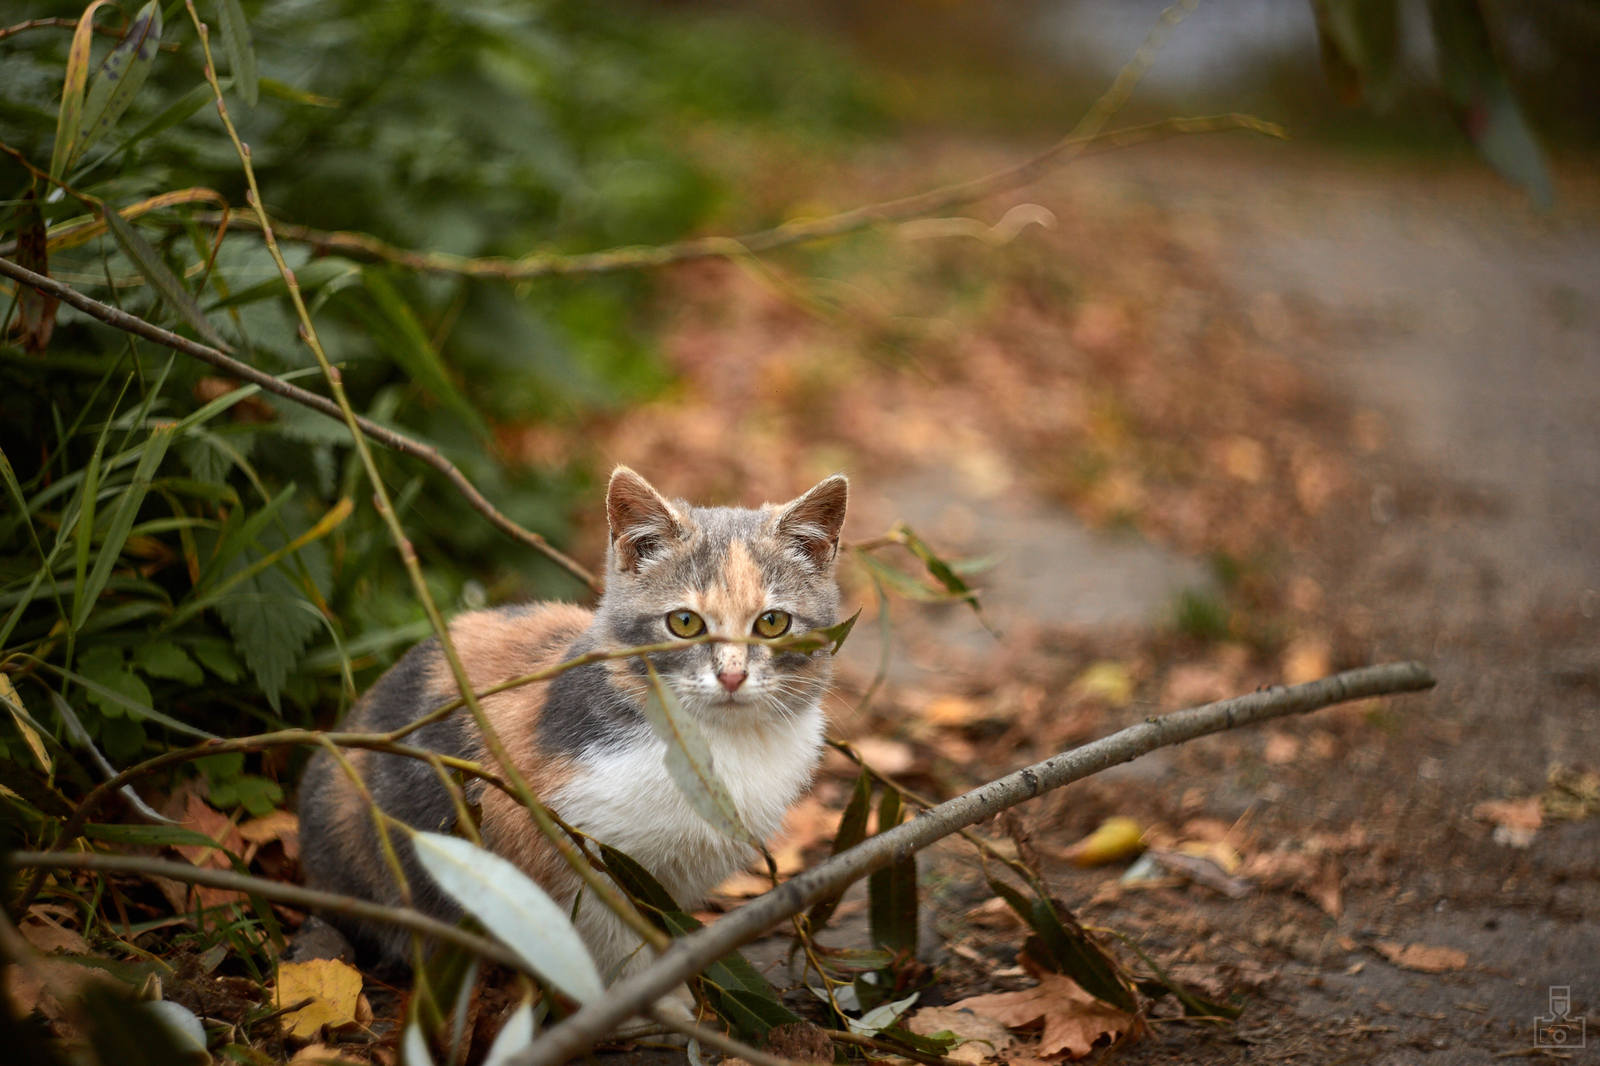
[923,694,985,726]
[1375,941,1468,974]
[239,809,301,860]
[950,972,1135,1059]
[276,958,365,1041]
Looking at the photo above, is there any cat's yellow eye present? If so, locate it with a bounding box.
[753,610,791,639]
[666,609,705,638]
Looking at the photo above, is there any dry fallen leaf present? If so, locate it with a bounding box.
[907,1004,1016,1064]
[1071,662,1134,708]
[852,736,916,776]
[1472,796,1541,848]
[1061,817,1145,868]
[1375,941,1468,974]
[239,809,302,861]
[950,972,1135,1060]
[1281,637,1331,685]
[289,1044,368,1065]
[276,958,365,1041]
[20,913,89,955]
[1262,732,1301,765]
[924,694,985,726]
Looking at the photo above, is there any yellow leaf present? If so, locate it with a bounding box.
[276,958,363,1041]
[1063,816,1145,868]
[0,674,51,773]
[1072,661,1133,707]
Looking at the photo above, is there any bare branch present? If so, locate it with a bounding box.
[168,114,1282,280]
[0,254,601,593]
[512,662,1436,1065]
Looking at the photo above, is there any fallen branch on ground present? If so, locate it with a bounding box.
[510,661,1436,1066]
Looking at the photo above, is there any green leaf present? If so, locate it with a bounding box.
[71,1,164,174]
[75,647,150,720]
[986,876,1137,1013]
[640,661,758,846]
[856,553,967,604]
[599,844,800,1038]
[776,607,861,655]
[806,769,871,933]
[189,638,243,683]
[357,269,488,437]
[47,662,214,740]
[1427,0,1553,209]
[49,0,115,182]
[103,207,230,351]
[133,641,204,686]
[216,0,259,107]
[410,831,604,1004]
[83,822,222,849]
[896,524,984,616]
[73,424,175,632]
[867,788,918,954]
[212,571,322,709]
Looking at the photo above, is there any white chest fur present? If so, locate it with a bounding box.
[550,700,825,905]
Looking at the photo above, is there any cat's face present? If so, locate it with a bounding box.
[597,467,847,723]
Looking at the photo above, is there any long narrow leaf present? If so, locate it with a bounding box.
[49,0,115,181]
[103,207,230,350]
[73,424,175,631]
[641,661,758,847]
[72,1,164,173]
[215,0,259,107]
[806,769,871,932]
[41,663,217,740]
[867,788,918,954]
[409,831,604,1004]
[358,270,487,437]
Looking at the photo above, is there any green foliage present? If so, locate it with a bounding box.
[0,1,882,829]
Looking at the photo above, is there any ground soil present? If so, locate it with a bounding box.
[584,137,1599,1065]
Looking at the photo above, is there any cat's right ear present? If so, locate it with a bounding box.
[607,466,685,574]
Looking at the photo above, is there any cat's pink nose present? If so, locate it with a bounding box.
[717,670,748,693]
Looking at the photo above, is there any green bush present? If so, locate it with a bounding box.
[0,0,881,830]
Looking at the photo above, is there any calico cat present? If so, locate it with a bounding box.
[296,466,847,981]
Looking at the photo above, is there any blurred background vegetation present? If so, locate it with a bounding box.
[1,0,1594,833]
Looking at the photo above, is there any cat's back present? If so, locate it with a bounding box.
[297,600,594,929]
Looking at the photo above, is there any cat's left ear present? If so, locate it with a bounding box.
[773,474,848,570]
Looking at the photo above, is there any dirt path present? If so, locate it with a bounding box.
[586,138,1599,1065]
[966,144,1600,1064]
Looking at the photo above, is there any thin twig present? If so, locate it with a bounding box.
[0,255,601,593]
[182,113,1281,280]
[510,662,1436,1065]
[644,1009,804,1066]
[7,850,526,970]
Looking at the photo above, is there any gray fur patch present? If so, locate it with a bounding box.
[538,636,646,757]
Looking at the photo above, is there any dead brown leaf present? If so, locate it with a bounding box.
[950,972,1135,1060]
[907,1004,1016,1064]
[20,913,89,955]
[1375,941,1468,974]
